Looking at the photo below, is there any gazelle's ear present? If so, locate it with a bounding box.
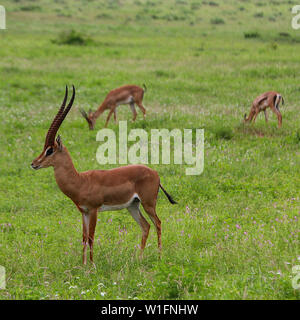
[56,135,63,151]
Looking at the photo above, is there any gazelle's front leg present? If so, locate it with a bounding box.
[81,209,98,265]
[88,209,98,264]
[252,110,259,124]
[82,212,90,265]
[104,106,116,128]
[244,109,255,123]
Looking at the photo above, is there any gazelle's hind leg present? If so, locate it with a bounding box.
[270,105,282,128]
[130,102,137,122]
[136,102,146,119]
[127,199,150,256]
[264,109,268,123]
[141,203,162,257]
[137,174,161,256]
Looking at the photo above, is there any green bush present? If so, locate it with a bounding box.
[296,130,300,143]
[52,30,93,46]
[210,17,225,25]
[279,32,290,38]
[254,12,264,18]
[215,126,234,140]
[19,5,41,12]
[244,31,261,39]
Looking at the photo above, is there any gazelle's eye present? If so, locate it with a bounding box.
[45,148,53,156]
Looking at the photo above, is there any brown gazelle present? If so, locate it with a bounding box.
[31,85,176,265]
[80,84,147,129]
[244,91,284,128]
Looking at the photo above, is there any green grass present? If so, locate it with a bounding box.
[0,0,299,300]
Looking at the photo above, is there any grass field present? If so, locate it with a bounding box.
[0,0,299,300]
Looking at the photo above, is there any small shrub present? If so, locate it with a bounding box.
[208,1,219,6]
[279,32,290,38]
[151,14,159,20]
[191,2,201,10]
[19,5,41,12]
[269,42,278,50]
[162,13,186,21]
[210,17,225,25]
[244,31,261,39]
[154,70,176,78]
[145,0,156,6]
[52,30,93,46]
[215,127,234,140]
[254,12,264,18]
[96,13,111,19]
[296,130,300,143]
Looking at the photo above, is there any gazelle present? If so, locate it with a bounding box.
[80,84,147,129]
[31,86,176,265]
[244,91,284,128]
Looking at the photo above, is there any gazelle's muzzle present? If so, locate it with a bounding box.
[31,154,44,170]
[80,109,94,130]
[31,163,41,170]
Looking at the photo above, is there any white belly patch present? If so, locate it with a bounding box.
[99,193,140,212]
[259,100,269,110]
[117,96,134,106]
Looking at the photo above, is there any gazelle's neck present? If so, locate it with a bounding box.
[53,146,81,201]
[93,102,106,119]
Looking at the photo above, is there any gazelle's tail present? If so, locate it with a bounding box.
[159,184,177,204]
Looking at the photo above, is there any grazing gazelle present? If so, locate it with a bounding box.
[31,86,176,265]
[80,84,147,129]
[244,91,284,128]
